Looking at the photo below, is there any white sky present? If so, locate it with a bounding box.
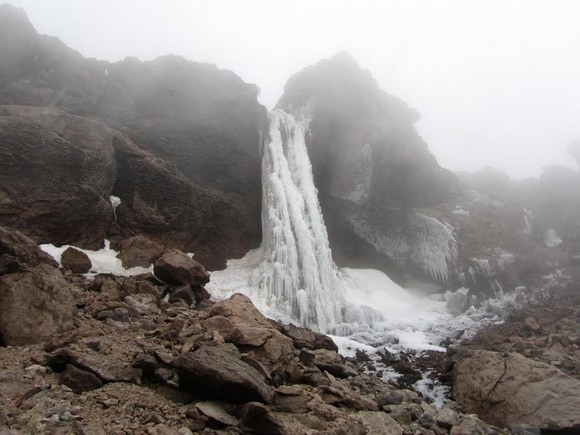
[7,0,580,179]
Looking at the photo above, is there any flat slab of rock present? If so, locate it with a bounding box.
[47,349,141,384]
[453,349,580,430]
[172,344,272,404]
[195,401,239,426]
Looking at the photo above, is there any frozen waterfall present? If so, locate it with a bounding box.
[258,108,344,330]
[207,108,378,332]
[208,108,504,353]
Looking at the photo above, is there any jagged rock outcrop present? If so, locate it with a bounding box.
[0,226,74,345]
[453,349,580,431]
[0,4,266,268]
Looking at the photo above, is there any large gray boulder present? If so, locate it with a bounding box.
[453,349,580,431]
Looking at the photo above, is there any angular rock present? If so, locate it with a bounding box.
[279,323,338,351]
[313,349,358,378]
[240,402,287,435]
[205,294,296,373]
[124,294,158,316]
[435,408,458,429]
[209,293,272,328]
[273,389,309,413]
[355,411,403,435]
[172,344,272,403]
[453,349,580,430]
[118,235,166,268]
[195,401,239,427]
[0,226,57,268]
[60,247,92,273]
[47,349,141,384]
[60,364,103,393]
[154,250,209,286]
[0,263,75,345]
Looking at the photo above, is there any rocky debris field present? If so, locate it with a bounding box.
[1,225,579,434]
[0,225,514,435]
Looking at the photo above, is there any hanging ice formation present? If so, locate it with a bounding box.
[207,108,388,333]
[257,108,344,331]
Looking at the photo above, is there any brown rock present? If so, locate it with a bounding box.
[154,250,209,286]
[313,349,358,378]
[0,263,75,345]
[194,401,239,427]
[280,323,338,351]
[0,226,57,269]
[209,293,272,328]
[172,344,273,403]
[47,348,141,384]
[61,247,92,273]
[355,411,403,435]
[205,294,296,373]
[273,390,309,413]
[240,402,288,435]
[60,364,103,393]
[453,349,580,430]
[118,235,165,268]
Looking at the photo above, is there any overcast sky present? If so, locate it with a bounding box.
[7,0,580,179]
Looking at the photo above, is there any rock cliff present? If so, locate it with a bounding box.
[0,4,267,269]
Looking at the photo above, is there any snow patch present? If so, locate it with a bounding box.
[40,240,152,277]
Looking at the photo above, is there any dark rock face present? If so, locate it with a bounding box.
[277,52,458,210]
[275,53,459,281]
[0,106,116,249]
[172,344,273,404]
[0,5,266,268]
[61,247,92,273]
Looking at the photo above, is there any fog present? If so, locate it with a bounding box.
[7,0,580,179]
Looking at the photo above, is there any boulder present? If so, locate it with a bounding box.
[0,225,57,269]
[453,349,580,431]
[194,401,239,427]
[204,294,296,373]
[172,344,273,403]
[118,235,165,268]
[0,263,75,345]
[60,247,92,273]
[240,402,287,435]
[355,411,403,435]
[208,293,273,329]
[60,364,103,393]
[279,323,338,351]
[153,250,209,286]
[313,349,358,378]
[47,348,141,384]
